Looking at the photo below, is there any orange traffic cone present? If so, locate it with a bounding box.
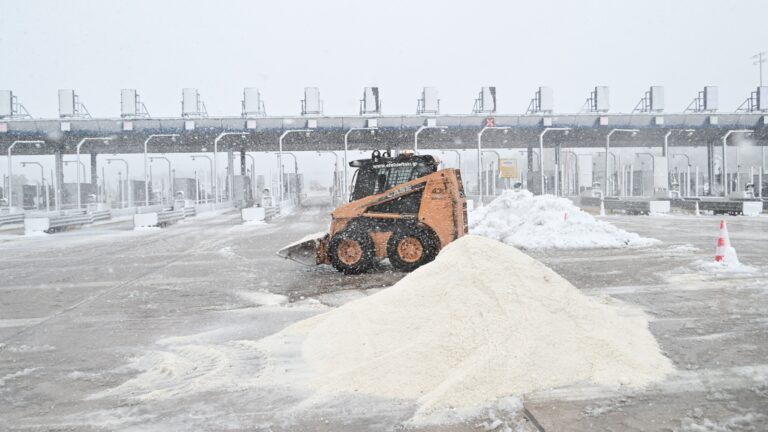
[714,220,735,263]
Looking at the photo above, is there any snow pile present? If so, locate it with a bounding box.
[469,190,658,249]
[695,259,758,274]
[267,235,673,418]
[236,290,288,306]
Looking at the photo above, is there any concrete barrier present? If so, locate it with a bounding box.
[742,201,763,216]
[24,217,50,235]
[242,207,266,222]
[134,213,159,228]
[649,200,671,214]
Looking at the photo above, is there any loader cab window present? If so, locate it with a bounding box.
[350,164,421,201]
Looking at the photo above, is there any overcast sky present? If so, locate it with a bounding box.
[2,0,767,119]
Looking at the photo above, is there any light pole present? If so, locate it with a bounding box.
[64,160,87,205]
[754,51,766,87]
[317,150,340,201]
[279,130,310,203]
[414,125,446,154]
[76,137,113,209]
[604,129,639,197]
[481,150,501,196]
[191,155,214,203]
[7,140,44,209]
[283,151,299,204]
[149,156,173,205]
[563,150,579,195]
[343,127,376,201]
[440,150,462,171]
[597,151,618,195]
[539,127,571,196]
[721,130,753,197]
[142,134,178,207]
[21,161,47,211]
[663,129,695,183]
[106,158,130,207]
[672,153,691,197]
[636,152,656,196]
[477,126,512,203]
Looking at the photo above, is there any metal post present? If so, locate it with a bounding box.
[278,130,310,203]
[478,127,513,203]
[605,129,639,198]
[76,137,112,209]
[539,127,571,196]
[107,158,130,207]
[54,151,62,211]
[213,132,250,203]
[7,140,45,209]
[481,150,501,197]
[118,171,123,207]
[150,157,172,205]
[736,147,741,192]
[20,161,47,211]
[143,134,177,207]
[191,155,213,204]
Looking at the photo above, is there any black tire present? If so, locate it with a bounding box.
[387,225,440,272]
[327,229,375,274]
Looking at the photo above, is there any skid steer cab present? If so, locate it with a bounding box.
[278,150,468,274]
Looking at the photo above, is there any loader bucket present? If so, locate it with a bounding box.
[277,232,328,266]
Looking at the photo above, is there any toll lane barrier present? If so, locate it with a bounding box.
[133,209,185,228]
[24,209,112,235]
[242,207,266,222]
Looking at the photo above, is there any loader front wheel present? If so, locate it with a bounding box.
[387,225,439,272]
[328,230,375,274]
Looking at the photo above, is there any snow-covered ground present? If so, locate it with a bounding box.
[0,207,767,431]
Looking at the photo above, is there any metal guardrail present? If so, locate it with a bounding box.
[157,209,185,226]
[47,213,94,232]
[264,205,280,222]
[182,207,196,218]
[0,212,25,226]
[90,209,111,222]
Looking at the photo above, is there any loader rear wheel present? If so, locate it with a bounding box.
[387,225,439,272]
[328,230,375,274]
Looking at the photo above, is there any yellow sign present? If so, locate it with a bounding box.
[498,159,518,178]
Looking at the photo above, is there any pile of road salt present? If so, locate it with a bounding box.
[266,235,674,419]
[469,190,658,249]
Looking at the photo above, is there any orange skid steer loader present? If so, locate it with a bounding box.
[278,150,468,273]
